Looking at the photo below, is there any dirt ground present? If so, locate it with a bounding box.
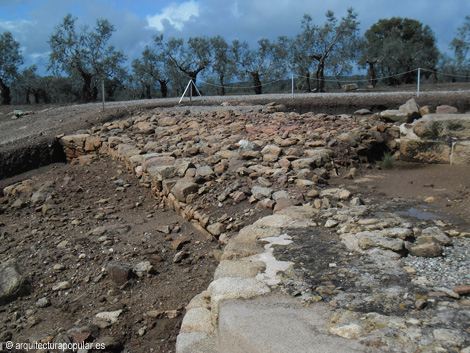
[0,157,220,353]
[341,161,470,226]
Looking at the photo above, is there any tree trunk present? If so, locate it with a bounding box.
[81,73,94,102]
[367,61,378,87]
[305,71,311,92]
[92,85,99,101]
[219,74,225,96]
[40,89,50,104]
[144,84,151,99]
[34,90,41,104]
[315,59,325,92]
[188,72,200,96]
[26,88,32,104]
[0,79,11,105]
[251,71,262,95]
[159,80,168,98]
[432,69,438,84]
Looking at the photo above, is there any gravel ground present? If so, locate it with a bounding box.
[404,238,470,288]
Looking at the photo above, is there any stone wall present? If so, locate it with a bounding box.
[56,106,394,241]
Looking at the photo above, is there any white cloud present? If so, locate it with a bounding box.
[230,1,241,18]
[0,19,33,33]
[146,0,200,31]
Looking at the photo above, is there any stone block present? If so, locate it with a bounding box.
[380,110,409,123]
[399,98,421,122]
[436,105,458,114]
[171,180,199,202]
[84,135,102,151]
[413,114,470,140]
[410,243,443,257]
[147,165,178,182]
[452,141,470,165]
[214,260,266,280]
[400,139,451,164]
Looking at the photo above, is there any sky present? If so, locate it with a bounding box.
[1,0,470,76]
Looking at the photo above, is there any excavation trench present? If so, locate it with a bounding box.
[0,138,67,181]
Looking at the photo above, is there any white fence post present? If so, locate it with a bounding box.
[417,68,421,97]
[291,75,294,99]
[101,79,105,111]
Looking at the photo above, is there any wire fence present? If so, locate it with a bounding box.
[193,68,470,98]
[9,66,470,105]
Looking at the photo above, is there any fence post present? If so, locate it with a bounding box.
[291,75,294,99]
[101,79,105,111]
[417,68,421,97]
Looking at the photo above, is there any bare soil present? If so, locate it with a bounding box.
[0,157,220,353]
[349,162,470,225]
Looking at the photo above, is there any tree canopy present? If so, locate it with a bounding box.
[156,35,212,95]
[360,17,439,86]
[0,31,23,104]
[298,8,360,92]
[450,15,470,70]
[48,14,126,102]
[132,45,169,99]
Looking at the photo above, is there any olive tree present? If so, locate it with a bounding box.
[292,15,316,91]
[231,38,282,95]
[132,45,170,99]
[14,65,51,104]
[48,14,126,102]
[0,31,23,105]
[450,15,470,78]
[209,35,237,95]
[297,8,360,92]
[156,35,212,95]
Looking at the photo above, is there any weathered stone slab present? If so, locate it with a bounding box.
[60,134,90,149]
[413,114,470,140]
[400,139,451,164]
[180,307,215,334]
[208,277,270,314]
[399,98,421,122]
[436,105,458,114]
[380,110,409,123]
[410,243,443,257]
[358,234,404,253]
[452,141,470,165]
[147,165,178,183]
[214,260,266,280]
[171,180,199,202]
[143,154,175,171]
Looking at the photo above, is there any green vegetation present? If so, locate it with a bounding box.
[0,32,23,104]
[379,152,396,169]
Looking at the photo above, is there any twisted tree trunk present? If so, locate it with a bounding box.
[0,79,11,105]
[250,71,262,95]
